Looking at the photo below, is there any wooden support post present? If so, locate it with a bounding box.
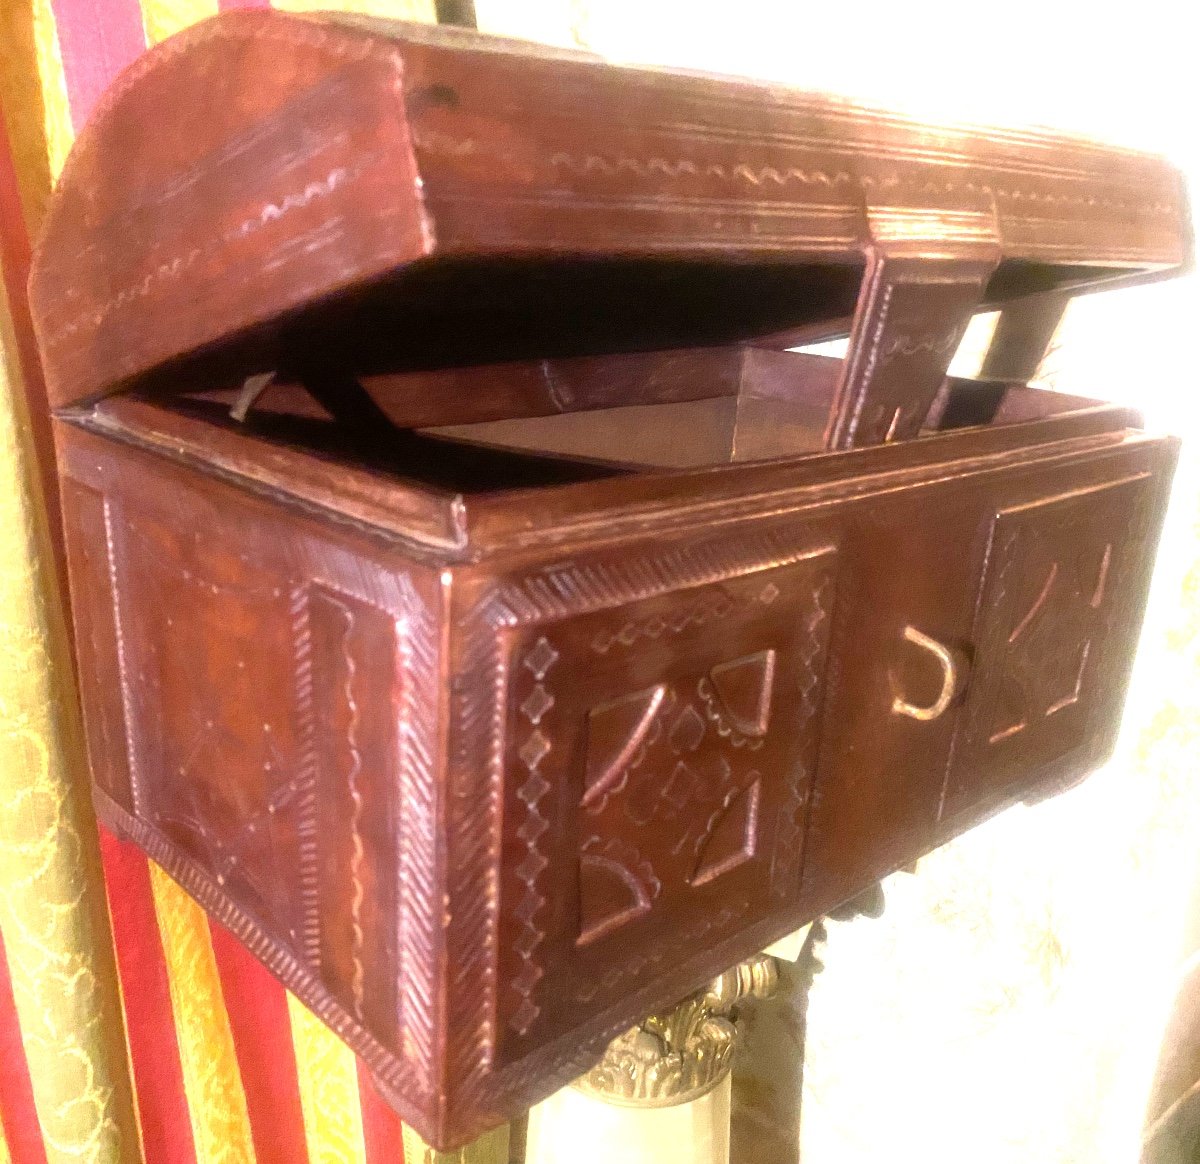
[978,292,1070,384]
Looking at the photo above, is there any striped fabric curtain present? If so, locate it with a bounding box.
[0,1,451,1162]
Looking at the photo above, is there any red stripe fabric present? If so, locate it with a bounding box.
[217,0,270,10]
[98,828,198,1164]
[208,919,311,1164]
[0,103,35,374]
[47,0,146,132]
[357,1061,407,1164]
[0,930,49,1164]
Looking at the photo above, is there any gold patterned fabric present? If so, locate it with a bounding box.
[0,272,140,1160]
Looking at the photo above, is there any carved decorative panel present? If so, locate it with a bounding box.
[62,447,442,1107]
[469,533,839,1063]
[60,478,137,811]
[943,471,1159,815]
[306,585,404,1044]
[118,515,305,948]
[826,253,995,449]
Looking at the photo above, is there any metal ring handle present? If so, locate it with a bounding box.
[891,625,961,722]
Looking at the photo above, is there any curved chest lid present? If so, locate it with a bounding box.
[29,10,1190,418]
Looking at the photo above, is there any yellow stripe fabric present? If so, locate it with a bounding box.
[286,991,369,1164]
[29,0,73,184]
[0,274,142,1163]
[0,0,51,236]
[0,1121,11,1164]
[139,0,218,48]
[148,863,256,1164]
[273,0,437,19]
[403,1124,511,1164]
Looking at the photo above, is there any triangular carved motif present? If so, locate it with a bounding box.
[578,841,659,946]
[707,649,776,737]
[690,778,761,886]
[582,685,666,808]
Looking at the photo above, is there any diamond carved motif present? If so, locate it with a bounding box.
[511,638,560,1036]
[576,647,779,945]
[668,704,705,754]
[524,636,559,681]
[521,684,555,725]
[942,472,1157,821]
[497,542,838,1047]
[979,479,1145,748]
[519,730,552,771]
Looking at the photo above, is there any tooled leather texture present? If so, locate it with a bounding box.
[56,415,1177,1147]
[28,8,1189,412]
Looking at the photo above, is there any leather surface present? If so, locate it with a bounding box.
[53,406,1177,1146]
[27,9,1189,414]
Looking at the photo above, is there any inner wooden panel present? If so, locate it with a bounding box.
[425,396,830,468]
[156,348,1130,478]
[128,256,1133,416]
[134,392,628,494]
[423,369,1120,470]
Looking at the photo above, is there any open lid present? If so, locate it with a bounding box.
[29,9,1190,443]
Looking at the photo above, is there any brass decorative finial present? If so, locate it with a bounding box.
[574,954,778,1107]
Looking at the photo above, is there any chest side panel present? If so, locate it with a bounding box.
[56,425,444,1113]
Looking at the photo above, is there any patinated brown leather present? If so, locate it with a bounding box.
[29,10,1188,1150]
[29,11,1187,438]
